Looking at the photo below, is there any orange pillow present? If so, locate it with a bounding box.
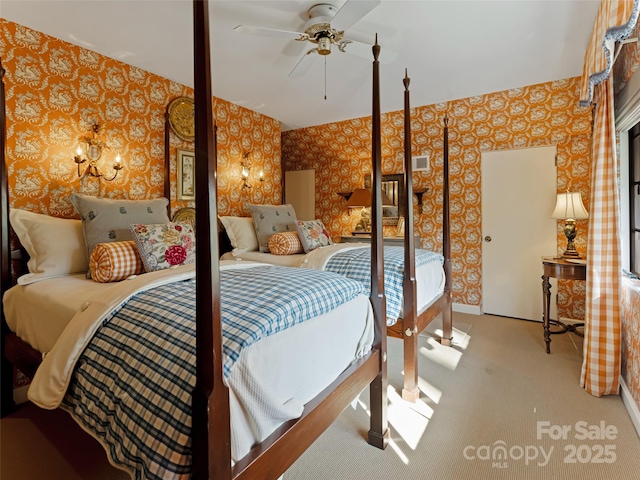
[268,231,304,255]
[90,240,144,283]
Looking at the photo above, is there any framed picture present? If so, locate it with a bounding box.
[177,149,195,201]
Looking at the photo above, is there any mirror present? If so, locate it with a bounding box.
[364,173,404,226]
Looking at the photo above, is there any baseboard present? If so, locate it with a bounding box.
[13,385,29,405]
[620,376,640,439]
[453,303,481,315]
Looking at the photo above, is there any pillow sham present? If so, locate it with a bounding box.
[219,216,258,255]
[247,204,297,253]
[295,219,333,253]
[130,221,196,272]
[268,231,304,255]
[70,193,170,267]
[9,208,88,285]
[90,240,144,283]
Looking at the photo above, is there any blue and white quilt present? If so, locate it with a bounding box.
[300,244,444,325]
[28,262,371,479]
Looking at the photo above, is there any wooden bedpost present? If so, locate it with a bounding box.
[401,70,420,402]
[367,35,390,450]
[441,116,453,346]
[191,1,230,478]
[164,108,171,216]
[0,56,16,417]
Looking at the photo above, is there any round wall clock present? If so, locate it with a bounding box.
[167,96,195,142]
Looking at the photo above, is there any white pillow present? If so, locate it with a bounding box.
[9,209,88,285]
[219,216,259,255]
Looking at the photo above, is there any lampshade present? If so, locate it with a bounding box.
[551,192,589,220]
[345,188,394,208]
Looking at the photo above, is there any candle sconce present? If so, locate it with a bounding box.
[240,151,264,189]
[73,122,123,181]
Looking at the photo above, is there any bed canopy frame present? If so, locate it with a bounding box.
[0,1,391,478]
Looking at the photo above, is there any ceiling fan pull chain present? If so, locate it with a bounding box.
[324,56,327,100]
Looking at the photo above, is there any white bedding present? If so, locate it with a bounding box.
[20,261,373,464]
[221,250,305,267]
[3,273,113,353]
[222,242,446,319]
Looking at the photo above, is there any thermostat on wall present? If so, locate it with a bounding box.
[412,154,430,172]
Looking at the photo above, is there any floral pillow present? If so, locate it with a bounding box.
[295,219,333,253]
[130,221,195,272]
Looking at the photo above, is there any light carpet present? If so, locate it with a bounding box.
[1,313,639,479]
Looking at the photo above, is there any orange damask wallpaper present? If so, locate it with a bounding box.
[282,78,592,318]
[621,278,640,409]
[0,20,281,219]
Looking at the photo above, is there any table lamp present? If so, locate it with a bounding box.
[346,188,393,233]
[551,192,589,258]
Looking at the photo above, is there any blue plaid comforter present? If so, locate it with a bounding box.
[324,246,443,324]
[61,265,366,479]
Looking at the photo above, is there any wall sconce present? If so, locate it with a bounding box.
[551,191,589,258]
[240,151,263,189]
[414,188,428,213]
[73,122,123,181]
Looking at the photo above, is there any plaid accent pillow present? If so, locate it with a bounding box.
[295,219,333,252]
[130,222,196,272]
[90,240,144,283]
[268,231,303,255]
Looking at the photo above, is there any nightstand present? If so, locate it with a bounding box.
[340,235,421,247]
[541,257,587,354]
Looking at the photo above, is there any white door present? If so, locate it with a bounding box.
[285,169,315,220]
[482,146,557,321]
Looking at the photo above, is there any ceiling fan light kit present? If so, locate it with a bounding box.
[234,0,382,77]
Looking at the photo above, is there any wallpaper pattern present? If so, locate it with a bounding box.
[621,277,640,409]
[0,20,282,220]
[282,78,592,319]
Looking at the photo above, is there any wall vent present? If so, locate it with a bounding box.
[412,154,430,172]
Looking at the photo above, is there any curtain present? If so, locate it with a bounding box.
[579,0,639,396]
[583,78,621,396]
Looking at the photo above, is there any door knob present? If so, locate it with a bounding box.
[484,236,492,242]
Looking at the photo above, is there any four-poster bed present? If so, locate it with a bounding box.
[0,2,390,478]
[219,73,453,403]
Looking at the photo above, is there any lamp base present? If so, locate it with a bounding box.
[561,249,582,259]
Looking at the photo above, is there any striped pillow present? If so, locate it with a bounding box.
[268,231,303,255]
[90,240,144,283]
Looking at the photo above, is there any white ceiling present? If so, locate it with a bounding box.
[2,0,600,131]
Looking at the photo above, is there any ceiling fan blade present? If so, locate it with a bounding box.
[234,25,305,40]
[342,39,398,63]
[289,52,316,78]
[330,0,381,31]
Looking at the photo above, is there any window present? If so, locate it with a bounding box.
[628,123,640,276]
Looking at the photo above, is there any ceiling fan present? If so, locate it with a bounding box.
[234,0,382,77]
